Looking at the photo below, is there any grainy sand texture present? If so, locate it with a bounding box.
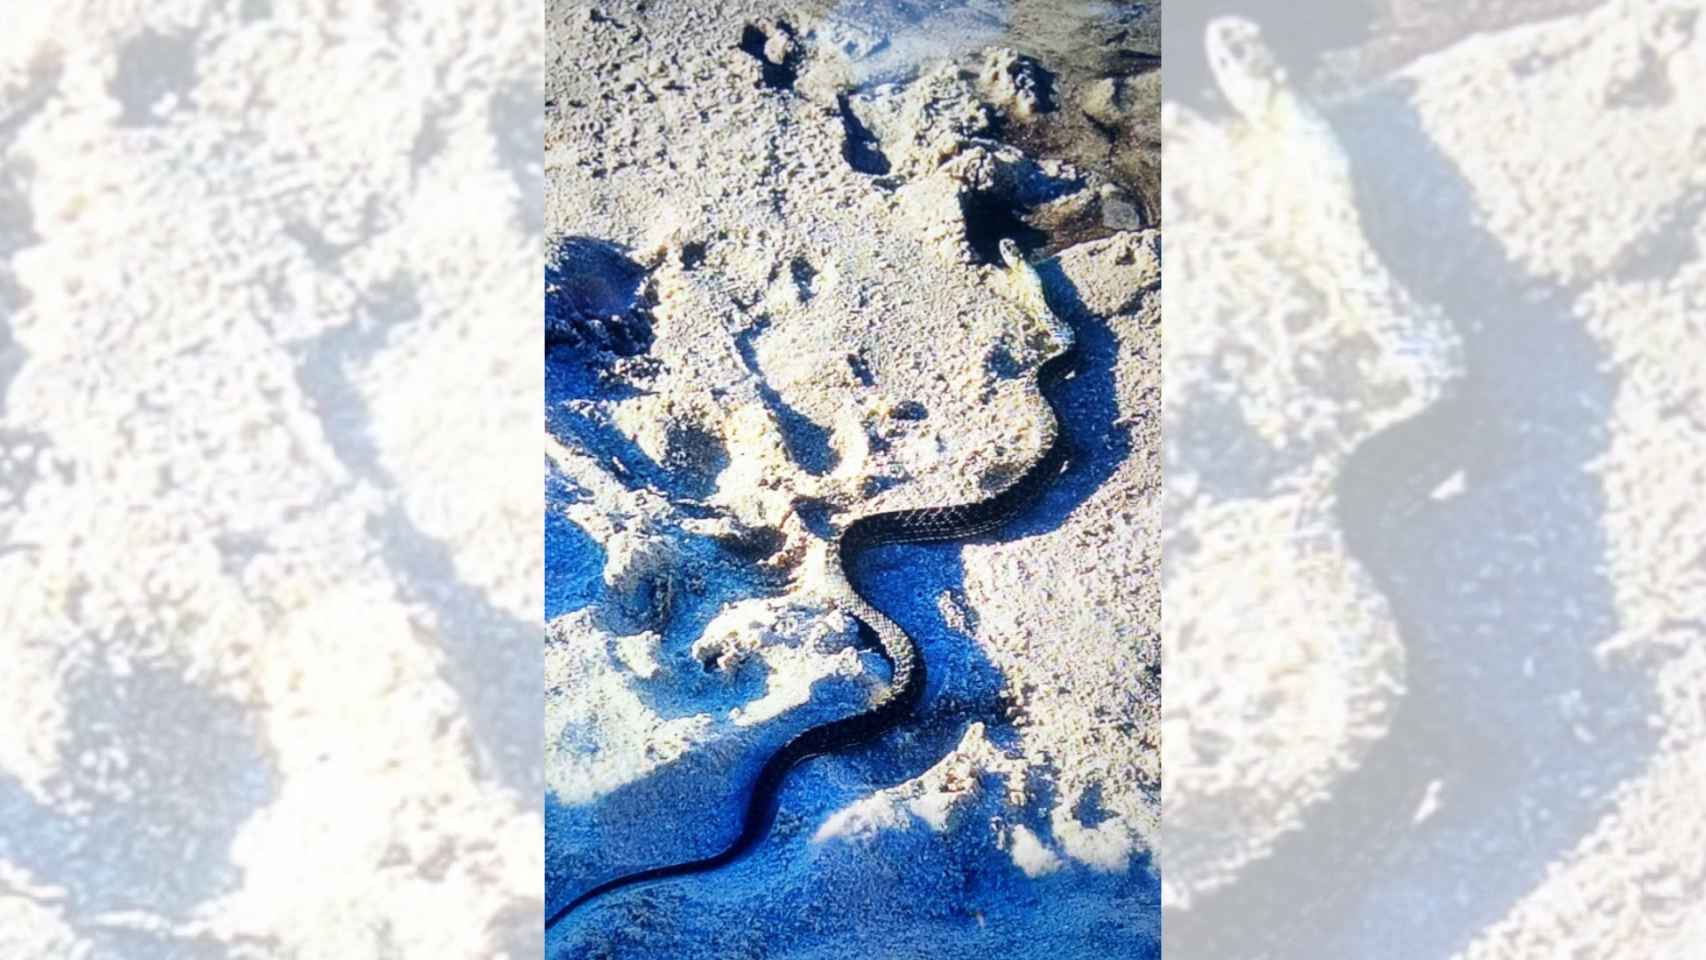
[1,3,543,958]
[544,1,1161,956]
[1164,4,1706,958]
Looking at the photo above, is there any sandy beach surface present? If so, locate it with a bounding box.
[1,3,542,957]
[544,1,1161,956]
[1164,4,1706,958]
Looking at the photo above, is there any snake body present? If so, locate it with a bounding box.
[547,239,1074,928]
[1160,16,1467,954]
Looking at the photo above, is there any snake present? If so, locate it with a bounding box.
[1160,16,1469,956]
[546,238,1076,928]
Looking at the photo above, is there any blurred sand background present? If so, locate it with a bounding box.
[1,3,542,956]
[1164,2,1706,957]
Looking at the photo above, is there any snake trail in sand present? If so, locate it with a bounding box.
[546,238,1076,928]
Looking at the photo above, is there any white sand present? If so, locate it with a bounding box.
[545,1,1160,956]
[0,3,542,957]
[1163,5,1706,957]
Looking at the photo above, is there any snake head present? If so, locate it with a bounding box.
[1205,16,1287,122]
[998,237,1025,270]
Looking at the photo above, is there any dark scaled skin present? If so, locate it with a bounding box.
[547,244,1073,929]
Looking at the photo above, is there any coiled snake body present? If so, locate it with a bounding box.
[547,239,1074,928]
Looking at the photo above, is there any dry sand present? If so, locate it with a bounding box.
[1164,4,1706,958]
[0,3,542,957]
[544,1,1160,956]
